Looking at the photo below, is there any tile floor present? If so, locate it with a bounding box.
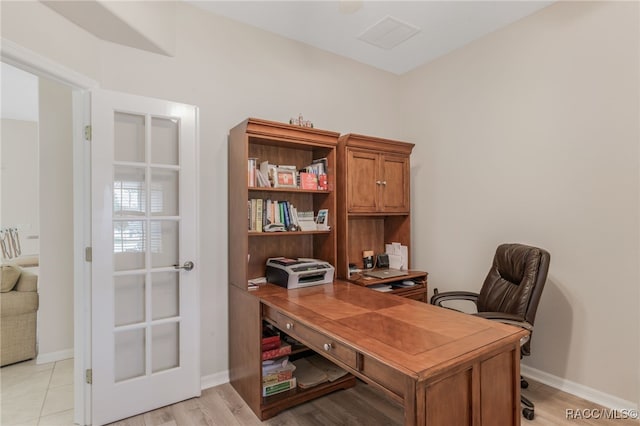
[0,358,74,426]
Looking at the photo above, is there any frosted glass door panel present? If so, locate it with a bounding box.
[114,221,146,271]
[114,112,145,163]
[115,329,145,382]
[114,275,145,326]
[151,117,179,165]
[150,169,178,216]
[150,221,178,268]
[151,272,179,320]
[152,323,179,373]
[114,166,146,216]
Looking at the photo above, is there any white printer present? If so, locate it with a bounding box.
[265,257,335,289]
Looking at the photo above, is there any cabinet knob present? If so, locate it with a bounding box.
[286,323,294,330]
[381,181,387,185]
[323,343,332,351]
[376,180,382,185]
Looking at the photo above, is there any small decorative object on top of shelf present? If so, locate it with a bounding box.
[289,113,313,128]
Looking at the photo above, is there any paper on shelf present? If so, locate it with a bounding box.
[386,242,408,270]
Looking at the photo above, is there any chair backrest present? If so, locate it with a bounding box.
[477,243,550,330]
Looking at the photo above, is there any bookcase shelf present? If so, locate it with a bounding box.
[248,230,332,237]
[249,187,332,194]
[261,374,356,420]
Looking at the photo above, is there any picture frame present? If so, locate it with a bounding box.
[315,209,329,230]
[273,167,298,188]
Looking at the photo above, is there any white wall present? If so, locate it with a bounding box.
[0,119,39,256]
[37,77,74,358]
[403,1,639,404]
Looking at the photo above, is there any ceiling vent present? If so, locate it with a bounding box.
[357,15,420,50]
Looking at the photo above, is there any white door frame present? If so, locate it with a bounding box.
[1,38,97,426]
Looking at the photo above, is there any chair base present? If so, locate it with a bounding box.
[521,376,534,420]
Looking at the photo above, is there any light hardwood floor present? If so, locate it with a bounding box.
[110,378,640,426]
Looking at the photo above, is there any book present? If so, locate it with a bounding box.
[318,173,328,190]
[262,326,281,351]
[248,158,257,187]
[299,172,318,190]
[311,157,327,174]
[262,336,280,351]
[262,357,296,385]
[297,211,316,231]
[260,161,276,187]
[282,201,291,228]
[262,377,297,397]
[289,204,299,228]
[249,199,257,231]
[247,200,251,231]
[256,169,270,187]
[262,342,291,360]
[255,199,263,232]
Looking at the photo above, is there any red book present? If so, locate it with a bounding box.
[318,174,328,190]
[299,172,318,190]
[262,343,292,361]
[262,335,281,351]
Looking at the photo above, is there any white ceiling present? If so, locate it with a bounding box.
[187,1,555,75]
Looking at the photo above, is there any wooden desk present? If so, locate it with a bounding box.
[348,269,428,302]
[234,281,527,426]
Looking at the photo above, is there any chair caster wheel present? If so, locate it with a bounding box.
[523,408,534,420]
[521,378,529,389]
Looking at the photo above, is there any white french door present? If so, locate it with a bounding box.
[90,89,199,425]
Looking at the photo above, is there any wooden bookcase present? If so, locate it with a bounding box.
[336,133,428,299]
[228,118,339,290]
[228,118,353,420]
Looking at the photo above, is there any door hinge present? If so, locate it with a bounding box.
[84,125,92,141]
[85,247,92,262]
[86,369,92,384]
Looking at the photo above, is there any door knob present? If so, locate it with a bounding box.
[174,261,194,271]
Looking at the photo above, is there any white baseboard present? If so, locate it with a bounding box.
[521,364,638,412]
[201,370,229,390]
[36,348,74,365]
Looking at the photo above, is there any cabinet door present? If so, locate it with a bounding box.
[380,154,410,213]
[347,149,379,212]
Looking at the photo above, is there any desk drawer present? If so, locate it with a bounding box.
[263,305,358,370]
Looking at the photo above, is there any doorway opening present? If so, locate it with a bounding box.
[1,61,76,425]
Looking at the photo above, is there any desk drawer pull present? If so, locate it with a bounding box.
[323,343,332,351]
[286,322,294,330]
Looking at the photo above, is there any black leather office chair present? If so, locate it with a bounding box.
[430,243,550,420]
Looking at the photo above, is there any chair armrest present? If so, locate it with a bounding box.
[430,291,479,307]
[15,270,38,292]
[474,312,533,331]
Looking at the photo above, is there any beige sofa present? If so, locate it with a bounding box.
[1,264,39,366]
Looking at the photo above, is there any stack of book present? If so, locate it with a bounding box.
[248,198,301,232]
[261,328,295,396]
[262,356,296,397]
[300,158,328,190]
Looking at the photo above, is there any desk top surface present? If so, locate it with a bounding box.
[253,280,527,380]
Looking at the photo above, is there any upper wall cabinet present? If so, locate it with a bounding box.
[339,134,413,215]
